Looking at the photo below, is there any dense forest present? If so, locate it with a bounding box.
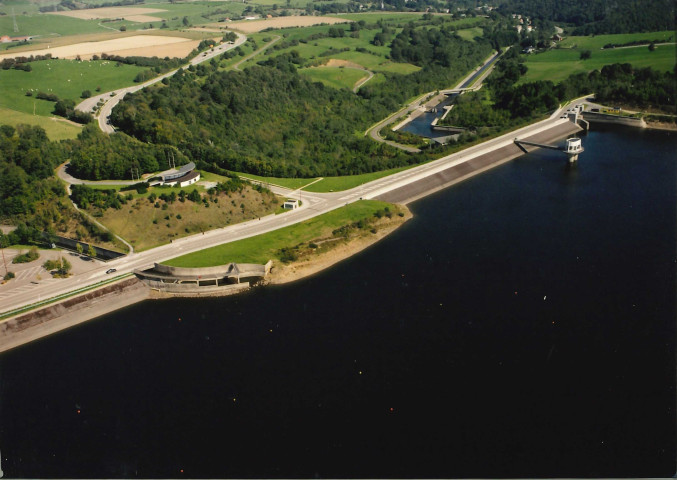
[107,22,494,179]
[496,0,675,34]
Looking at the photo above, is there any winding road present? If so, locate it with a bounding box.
[75,32,247,132]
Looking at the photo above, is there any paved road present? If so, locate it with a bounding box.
[0,99,590,318]
[75,33,247,132]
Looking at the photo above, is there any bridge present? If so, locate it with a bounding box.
[514,136,584,163]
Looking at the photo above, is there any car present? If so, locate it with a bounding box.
[106,268,117,274]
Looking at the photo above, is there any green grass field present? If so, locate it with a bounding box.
[456,26,484,42]
[559,31,674,50]
[237,24,422,75]
[0,59,146,117]
[521,42,676,84]
[0,106,82,140]
[299,66,368,89]
[164,199,393,266]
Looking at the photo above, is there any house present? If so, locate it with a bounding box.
[160,162,201,187]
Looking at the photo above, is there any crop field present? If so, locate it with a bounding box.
[0,106,82,140]
[0,59,145,117]
[0,34,197,60]
[164,200,394,266]
[299,66,368,90]
[229,15,348,33]
[521,42,676,84]
[0,1,246,40]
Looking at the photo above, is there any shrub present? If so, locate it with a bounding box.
[4,272,15,281]
[12,246,39,263]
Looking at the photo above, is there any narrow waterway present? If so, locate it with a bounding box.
[400,51,501,139]
[0,125,674,477]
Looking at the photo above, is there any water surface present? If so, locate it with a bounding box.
[0,125,675,478]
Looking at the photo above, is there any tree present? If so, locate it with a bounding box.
[182,16,189,26]
[88,244,96,257]
[76,243,84,255]
[120,26,127,32]
[648,42,656,52]
[580,50,591,60]
[81,90,91,99]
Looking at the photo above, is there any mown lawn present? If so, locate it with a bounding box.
[299,66,368,90]
[164,199,394,266]
[0,106,82,140]
[0,59,146,117]
[521,42,676,84]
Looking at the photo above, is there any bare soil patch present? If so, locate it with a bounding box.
[0,35,194,60]
[325,58,366,69]
[48,7,166,20]
[123,14,165,23]
[229,16,348,33]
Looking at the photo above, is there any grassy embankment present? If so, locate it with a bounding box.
[164,199,403,267]
[78,180,279,251]
[521,31,675,84]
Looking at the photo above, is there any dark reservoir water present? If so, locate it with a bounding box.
[1,125,675,478]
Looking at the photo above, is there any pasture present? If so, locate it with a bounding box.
[0,59,145,117]
[521,42,676,84]
[299,66,368,90]
[236,23,420,75]
[0,106,82,140]
[559,30,675,50]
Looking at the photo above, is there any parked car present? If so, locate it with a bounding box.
[106,268,117,274]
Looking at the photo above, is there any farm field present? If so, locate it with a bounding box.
[0,34,198,60]
[0,59,145,117]
[299,65,368,90]
[0,1,246,41]
[228,15,348,33]
[0,106,82,140]
[521,42,676,84]
[558,30,675,50]
[164,200,394,266]
[48,7,167,21]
